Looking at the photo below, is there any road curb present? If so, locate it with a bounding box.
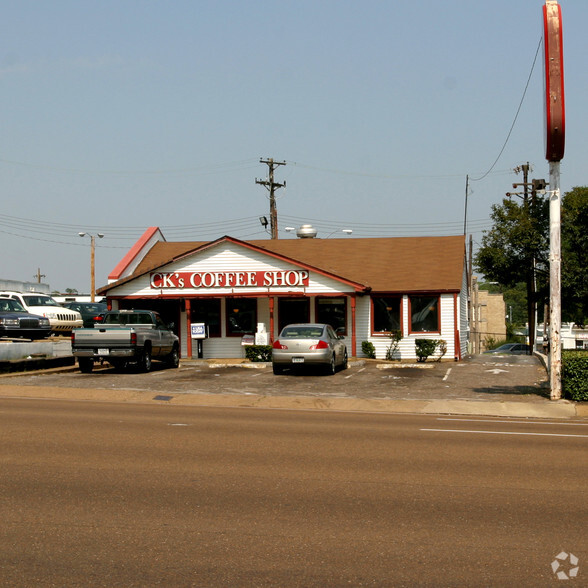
[0,384,581,419]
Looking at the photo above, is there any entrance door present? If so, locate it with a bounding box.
[278,298,310,333]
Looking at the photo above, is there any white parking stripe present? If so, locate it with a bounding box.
[421,429,588,438]
[442,368,452,381]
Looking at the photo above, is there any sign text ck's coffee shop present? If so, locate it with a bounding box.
[97,228,469,361]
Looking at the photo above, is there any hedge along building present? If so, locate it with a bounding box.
[98,228,469,361]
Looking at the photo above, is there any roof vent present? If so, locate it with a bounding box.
[296,224,317,239]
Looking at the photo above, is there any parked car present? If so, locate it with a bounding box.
[271,323,347,375]
[0,297,52,339]
[484,343,531,355]
[0,291,82,333]
[60,301,107,328]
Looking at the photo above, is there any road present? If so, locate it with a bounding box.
[1,398,586,586]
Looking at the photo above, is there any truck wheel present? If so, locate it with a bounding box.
[167,346,180,368]
[78,358,93,374]
[139,348,152,373]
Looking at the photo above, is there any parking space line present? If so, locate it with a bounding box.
[442,368,452,381]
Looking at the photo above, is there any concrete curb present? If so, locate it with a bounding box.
[0,384,581,419]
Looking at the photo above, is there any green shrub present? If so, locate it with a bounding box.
[562,350,588,401]
[362,341,376,359]
[244,345,272,363]
[385,330,403,361]
[415,339,439,362]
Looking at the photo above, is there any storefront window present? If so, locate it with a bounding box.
[191,298,221,337]
[316,297,347,335]
[226,298,257,336]
[372,296,401,333]
[278,298,310,332]
[410,296,439,332]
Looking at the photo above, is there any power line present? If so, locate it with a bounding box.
[470,37,543,182]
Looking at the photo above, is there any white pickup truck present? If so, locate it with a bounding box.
[71,309,180,373]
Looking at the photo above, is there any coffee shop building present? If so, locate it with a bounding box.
[98,228,469,361]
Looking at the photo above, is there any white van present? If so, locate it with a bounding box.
[0,291,82,333]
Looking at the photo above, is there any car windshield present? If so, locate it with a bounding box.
[281,326,325,339]
[23,295,59,307]
[0,299,25,312]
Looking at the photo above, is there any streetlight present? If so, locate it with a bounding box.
[79,232,104,301]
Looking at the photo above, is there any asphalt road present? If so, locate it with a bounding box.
[1,398,586,587]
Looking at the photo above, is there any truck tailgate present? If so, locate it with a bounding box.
[73,327,133,349]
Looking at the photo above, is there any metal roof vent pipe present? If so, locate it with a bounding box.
[296,224,318,239]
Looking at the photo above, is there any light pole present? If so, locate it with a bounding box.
[79,232,104,301]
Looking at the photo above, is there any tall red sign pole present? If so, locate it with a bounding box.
[543,1,565,399]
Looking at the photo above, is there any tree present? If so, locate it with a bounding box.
[561,187,588,325]
[475,186,588,335]
[474,194,549,350]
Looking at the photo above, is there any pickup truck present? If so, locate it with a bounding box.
[71,309,180,373]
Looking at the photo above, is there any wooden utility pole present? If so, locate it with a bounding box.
[34,268,46,284]
[512,163,536,354]
[256,158,286,239]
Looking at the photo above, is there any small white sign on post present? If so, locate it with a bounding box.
[191,323,206,339]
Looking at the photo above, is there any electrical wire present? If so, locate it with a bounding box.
[470,37,543,182]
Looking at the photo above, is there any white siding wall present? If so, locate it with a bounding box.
[459,265,469,358]
[356,294,458,361]
[107,242,351,298]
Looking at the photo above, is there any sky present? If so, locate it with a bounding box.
[1,0,586,293]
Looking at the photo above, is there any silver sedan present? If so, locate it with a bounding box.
[271,323,348,375]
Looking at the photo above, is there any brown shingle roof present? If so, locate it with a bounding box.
[106,235,465,294]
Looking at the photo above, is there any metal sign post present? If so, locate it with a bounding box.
[543,1,565,399]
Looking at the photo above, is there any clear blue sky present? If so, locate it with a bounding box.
[1,0,586,293]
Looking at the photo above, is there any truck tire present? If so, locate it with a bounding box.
[166,346,180,368]
[139,348,152,373]
[78,358,93,374]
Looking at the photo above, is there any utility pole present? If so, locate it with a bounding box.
[512,163,537,354]
[34,268,46,284]
[256,158,286,240]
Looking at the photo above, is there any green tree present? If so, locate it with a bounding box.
[474,194,549,349]
[476,186,588,333]
[561,187,588,325]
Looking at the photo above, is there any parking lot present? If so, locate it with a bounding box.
[1,353,550,404]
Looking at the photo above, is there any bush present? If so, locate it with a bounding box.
[415,339,439,362]
[385,330,403,361]
[362,341,376,359]
[562,350,588,401]
[244,345,272,363]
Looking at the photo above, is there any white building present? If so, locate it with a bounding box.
[98,228,469,361]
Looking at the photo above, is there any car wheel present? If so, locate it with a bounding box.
[325,354,336,376]
[272,363,284,375]
[139,348,152,373]
[167,346,180,368]
[78,358,93,374]
[341,349,348,370]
